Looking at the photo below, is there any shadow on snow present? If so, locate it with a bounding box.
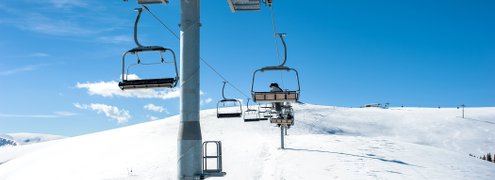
[285,147,416,167]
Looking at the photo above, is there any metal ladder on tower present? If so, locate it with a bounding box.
[201,141,226,178]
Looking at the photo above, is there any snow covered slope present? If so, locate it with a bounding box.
[0,104,494,180]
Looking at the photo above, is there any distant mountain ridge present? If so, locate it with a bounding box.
[0,135,17,147]
[0,133,65,147]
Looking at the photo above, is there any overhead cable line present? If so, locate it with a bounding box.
[142,5,250,99]
[268,5,285,88]
[269,5,281,64]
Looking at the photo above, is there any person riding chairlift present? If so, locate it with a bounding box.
[270,83,283,117]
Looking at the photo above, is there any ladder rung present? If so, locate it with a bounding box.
[204,156,220,158]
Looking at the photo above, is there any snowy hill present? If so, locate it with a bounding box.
[0,104,494,180]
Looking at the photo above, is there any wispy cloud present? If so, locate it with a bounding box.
[74,103,131,124]
[97,35,133,44]
[76,76,181,100]
[49,0,88,9]
[144,104,169,114]
[21,13,95,36]
[0,53,50,59]
[0,111,77,118]
[54,111,78,116]
[0,65,39,76]
[0,1,125,41]
[31,52,50,57]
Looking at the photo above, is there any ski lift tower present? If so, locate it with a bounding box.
[132,0,264,179]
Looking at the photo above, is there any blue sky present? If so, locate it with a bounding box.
[0,0,494,136]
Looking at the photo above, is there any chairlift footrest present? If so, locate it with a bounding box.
[119,78,176,90]
[244,118,268,122]
[202,171,226,178]
[217,113,242,118]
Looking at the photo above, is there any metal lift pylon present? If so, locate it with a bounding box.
[177,0,203,179]
[128,0,268,179]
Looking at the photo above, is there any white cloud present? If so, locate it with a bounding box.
[144,104,168,113]
[147,115,160,121]
[75,80,180,100]
[77,75,207,100]
[74,103,131,124]
[0,65,38,76]
[205,98,213,104]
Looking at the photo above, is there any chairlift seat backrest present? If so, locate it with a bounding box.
[252,91,299,103]
[270,117,294,125]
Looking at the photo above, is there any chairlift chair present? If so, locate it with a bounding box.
[243,99,268,122]
[217,81,243,118]
[119,7,179,90]
[270,106,294,126]
[258,103,274,118]
[251,33,300,103]
[226,0,273,12]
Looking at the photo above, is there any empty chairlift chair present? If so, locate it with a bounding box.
[217,81,243,118]
[243,98,268,122]
[258,103,274,118]
[119,7,179,90]
[251,33,300,103]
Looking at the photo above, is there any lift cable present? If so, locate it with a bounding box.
[268,4,285,89]
[269,5,281,64]
[142,5,250,99]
